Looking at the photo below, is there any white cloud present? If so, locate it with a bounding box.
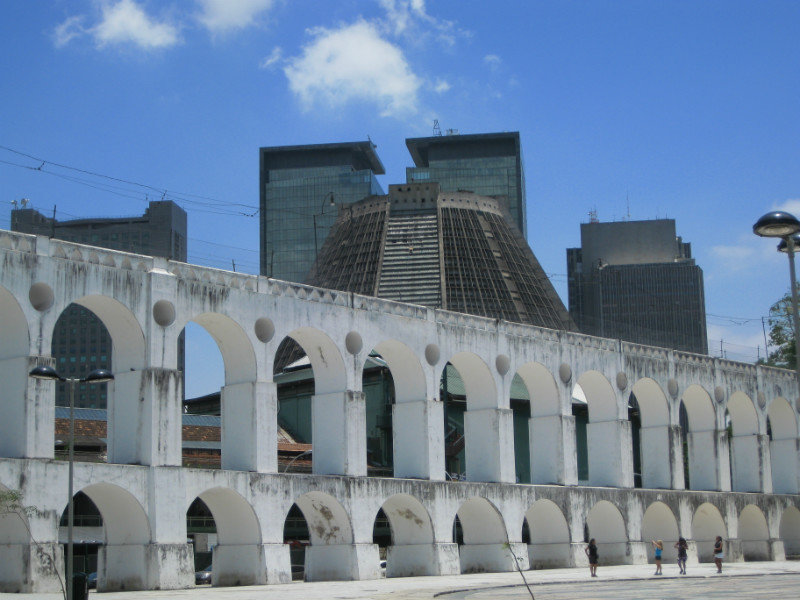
[93,0,180,49]
[434,79,451,94]
[53,16,86,48]
[284,20,421,118]
[380,0,428,35]
[379,0,465,47]
[711,245,754,262]
[260,46,283,69]
[483,54,501,72]
[196,0,275,33]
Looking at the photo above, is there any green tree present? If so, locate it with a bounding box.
[762,291,797,369]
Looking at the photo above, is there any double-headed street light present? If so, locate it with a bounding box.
[29,365,114,599]
[753,211,800,386]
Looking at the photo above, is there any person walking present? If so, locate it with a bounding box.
[713,536,724,573]
[651,539,663,575]
[674,537,688,574]
[585,538,599,577]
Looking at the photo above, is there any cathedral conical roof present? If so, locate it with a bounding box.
[307,182,575,331]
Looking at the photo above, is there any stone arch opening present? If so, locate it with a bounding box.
[575,371,628,487]
[779,506,800,557]
[77,482,150,591]
[768,398,799,494]
[516,362,560,485]
[692,502,727,562]
[375,494,436,577]
[188,487,262,586]
[680,385,718,491]
[525,499,570,568]
[631,378,672,489]
[442,353,497,481]
[274,329,348,475]
[727,392,762,492]
[180,312,257,471]
[739,504,770,561]
[365,340,426,478]
[641,501,679,561]
[586,500,628,564]
[291,491,358,582]
[0,285,33,459]
[455,497,516,573]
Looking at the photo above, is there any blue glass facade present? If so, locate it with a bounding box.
[405,132,527,237]
[259,142,385,283]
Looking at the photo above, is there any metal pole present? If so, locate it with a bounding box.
[785,237,800,388]
[312,214,318,259]
[67,379,75,600]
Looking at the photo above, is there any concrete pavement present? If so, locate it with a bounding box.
[3,561,799,600]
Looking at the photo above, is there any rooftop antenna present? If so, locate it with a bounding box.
[20,198,29,208]
[433,119,442,136]
[10,199,17,209]
[626,189,630,220]
[589,207,599,223]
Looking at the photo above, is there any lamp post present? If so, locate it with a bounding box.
[312,192,336,259]
[29,365,115,599]
[753,211,800,386]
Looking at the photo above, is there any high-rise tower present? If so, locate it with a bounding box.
[259,141,385,283]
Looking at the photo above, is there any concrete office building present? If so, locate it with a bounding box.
[259,141,385,283]
[567,218,707,354]
[406,131,527,237]
[11,200,187,407]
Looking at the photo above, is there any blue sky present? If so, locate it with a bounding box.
[1,1,798,397]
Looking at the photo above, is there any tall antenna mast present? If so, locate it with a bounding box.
[432,119,442,136]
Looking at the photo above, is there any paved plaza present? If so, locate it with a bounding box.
[2,561,799,600]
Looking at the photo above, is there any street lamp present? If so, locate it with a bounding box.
[29,365,114,599]
[753,211,800,385]
[312,192,336,259]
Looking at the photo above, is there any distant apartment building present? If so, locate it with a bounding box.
[567,218,707,354]
[259,141,385,283]
[12,200,187,407]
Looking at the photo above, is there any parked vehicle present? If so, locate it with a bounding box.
[195,565,212,585]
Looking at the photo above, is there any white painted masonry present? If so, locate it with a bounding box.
[0,230,799,592]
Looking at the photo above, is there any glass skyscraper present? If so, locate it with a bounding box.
[405,132,526,238]
[259,141,385,282]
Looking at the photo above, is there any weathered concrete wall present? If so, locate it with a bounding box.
[0,230,799,590]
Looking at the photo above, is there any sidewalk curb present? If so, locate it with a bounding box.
[433,569,800,597]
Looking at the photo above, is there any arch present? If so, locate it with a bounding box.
[768,398,799,494]
[192,487,260,546]
[447,352,496,410]
[525,499,570,568]
[727,392,759,436]
[0,286,32,458]
[739,504,770,561]
[586,500,627,565]
[780,506,800,557]
[294,492,353,545]
[515,362,559,417]
[283,328,346,395]
[768,397,798,441]
[456,497,507,545]
[378,494,438,578]
[641,501,679,561]
[80,482,150,546]
[692,502,727,562]
[190,312,256,385]
[379,494,434,546]
[372,340,426,403]
[575,371,617,422]
[72,295,145,372]
[0,286,29,360]
[631,378,670,428]
[681,385,719,491]
[681,385,715,432]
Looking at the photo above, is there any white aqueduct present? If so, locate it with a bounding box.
[0,230,799,592]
